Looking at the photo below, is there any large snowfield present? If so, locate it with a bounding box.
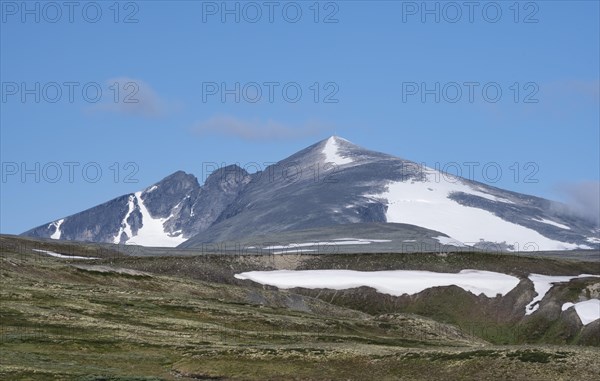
[235,269,520,298]
[367,170,585,251]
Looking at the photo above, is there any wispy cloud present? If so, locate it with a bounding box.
[88,77,174,118]
[552,79,600,101]
[551,181,600,226]
[191,115,330,141]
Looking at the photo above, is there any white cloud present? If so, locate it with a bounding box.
[89,77,173,118]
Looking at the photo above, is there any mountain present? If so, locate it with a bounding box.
[22,136,599,251]
[22,166,250,246]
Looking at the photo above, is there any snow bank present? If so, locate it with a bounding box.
[235,269,520,298]
[32,249,97,260]
[525,274,600,315]
[562,299,600,325]
[264,238,391,250]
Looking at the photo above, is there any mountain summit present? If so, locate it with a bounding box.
[23,137,599,251]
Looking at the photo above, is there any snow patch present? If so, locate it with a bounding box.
[125,192,187,247]
[467,187,515,204]
[586,237,600,244]
[264,238,391,250]
[146,185,158,193]
[114,195,136,244]
[323,136,352,165]
[272,249,316,255]
[434,236,467,247]
[561,299,600,325]
[331,238,391,243]
[532,218,571,230]
[49,219,64,240]
[525,274,600,315]
[32,249,97,260]
[235,269,520,298]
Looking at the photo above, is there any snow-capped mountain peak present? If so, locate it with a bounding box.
[22,137,599,251]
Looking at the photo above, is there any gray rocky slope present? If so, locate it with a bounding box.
[23,137,599,251]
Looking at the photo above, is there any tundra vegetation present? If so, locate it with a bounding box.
[1,235,599,380]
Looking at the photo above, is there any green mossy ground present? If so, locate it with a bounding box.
[1,236,599,380]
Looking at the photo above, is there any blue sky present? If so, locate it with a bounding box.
[1,0,599,234]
